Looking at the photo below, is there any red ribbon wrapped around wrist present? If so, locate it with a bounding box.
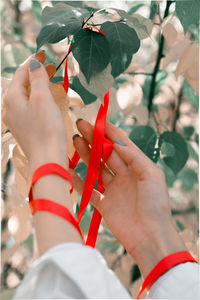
[137,250,198,299]
[28,162,84,243]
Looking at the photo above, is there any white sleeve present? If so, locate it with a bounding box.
[146,262,200,299]
[13,242,131,299]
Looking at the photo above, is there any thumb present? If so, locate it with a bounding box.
[29,58,50,93]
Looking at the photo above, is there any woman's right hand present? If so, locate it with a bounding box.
[71,119,186,278]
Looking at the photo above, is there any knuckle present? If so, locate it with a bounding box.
[31,90,48,101]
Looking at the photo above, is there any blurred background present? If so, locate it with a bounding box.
[1,1,199,299]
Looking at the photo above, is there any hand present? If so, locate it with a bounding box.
[71,119,186,278]
[2,55,67,171]
[2,54,83,256]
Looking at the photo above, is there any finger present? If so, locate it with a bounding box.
[9,51,46,95]
[76,119,127,175]
[68,168,102,210]
[28,58,50,93]
[113,142,160,180]
[35,50,46,64]
[45,63,57,78]
[73,135,113,186]
[105,120,156,168]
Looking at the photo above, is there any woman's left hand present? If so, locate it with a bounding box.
[2,55,67,170]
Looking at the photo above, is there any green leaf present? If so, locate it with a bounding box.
[116,10,153,39]
[176,0,199,33]
[188,23,199,41]
[75,162,88,181]
[113,77,128,89]
[79,207,93,233]
[36,23,76,51]
[178,168,198,191]
[152,104,158,113]
[100,240,120,253]
[100,21,140,78]
[24,234,33,251]
[71,28,110,83]
[42,3,81,25]
[50,76,64,83]
[158,159,176,187]
[32,0,42,25]
[51,1,97,16]
[183,80,198,110]
[129,126,157,161]
[78,63,114,100]
[69,76,97,105]
[2,66,18,74]
[187,142,198,162]
[176,219,184,231]
[161,142,175,157]
[128,3,144,15]
[183,126,195,139]
[130,264,141,283]
[159,131,189,174]
[149,0,157,20]
[51,1,84,7]
[195,133,199,144]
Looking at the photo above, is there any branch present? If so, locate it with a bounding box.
[172,87,183,131]
[147,0,173,115]
[127,72,154,76]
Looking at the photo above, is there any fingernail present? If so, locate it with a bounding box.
[76,118,83,125]
[72,134,80,140]
[113,138,127,146]
[29,58,41,71]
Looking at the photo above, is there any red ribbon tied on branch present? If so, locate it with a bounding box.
[64,27,113,248]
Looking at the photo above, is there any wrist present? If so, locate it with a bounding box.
[28,146,68,175]
[130,221,187,280]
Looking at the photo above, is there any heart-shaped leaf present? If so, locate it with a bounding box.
[159,131,189,174]
[129,126,157,161]
[36,22,81,51]
[100,21,140,77]
[71,28,110,83]
[42,3,81,25]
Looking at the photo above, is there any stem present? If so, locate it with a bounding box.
[172,87,183,131]
[147,0,173,115]
[128,72,154,76]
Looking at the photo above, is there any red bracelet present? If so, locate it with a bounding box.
[28,163,84,242]
[29,162,73,202]
[29,198,84,243]
[137,251,198,299]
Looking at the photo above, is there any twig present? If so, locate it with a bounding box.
[147,0,173,115]
[127,72,154,76]
[172,87,183,131]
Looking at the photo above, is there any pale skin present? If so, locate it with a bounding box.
[2,55,186,284]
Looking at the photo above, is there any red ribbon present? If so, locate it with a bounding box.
[29,162,73,203]
[63,45,71,94]
[29,198,84,242]
[63,28,113,247]
[137,251,198,299]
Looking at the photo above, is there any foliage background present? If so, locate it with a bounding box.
[1,0,199,299]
